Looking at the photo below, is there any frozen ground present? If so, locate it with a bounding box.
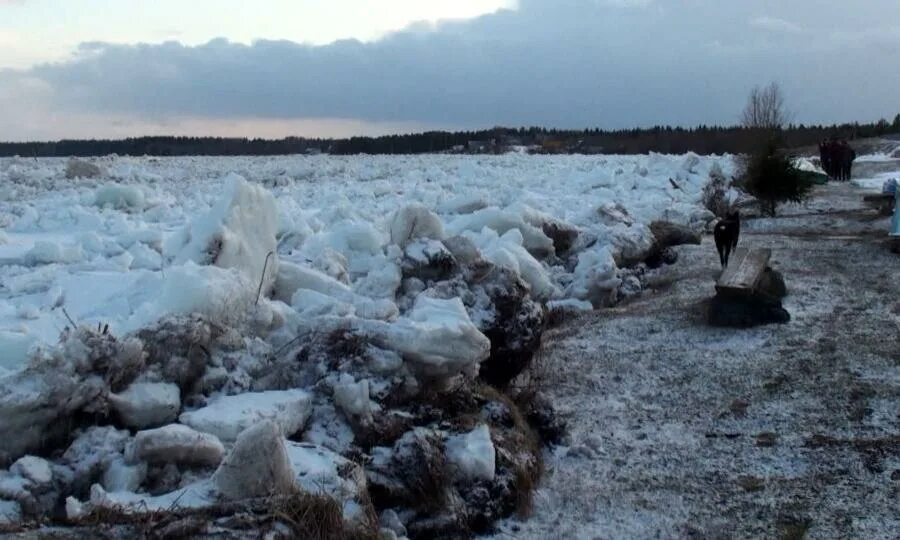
[0,152,733,535]
[0,151,896,537]
[495,182,900,539]
[850,157,900,191]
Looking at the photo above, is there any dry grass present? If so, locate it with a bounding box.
[402,434,450,514]
[543,304,582,328]
[274,491,377,540]
[477,384,545,519]
[325,329,369,365]
[3,492,379,540]
[778,518,812,540]
[352,413,413,451]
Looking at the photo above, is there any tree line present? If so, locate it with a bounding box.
[2,116,899,158]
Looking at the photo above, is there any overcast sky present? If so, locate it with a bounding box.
[1,0,898,141]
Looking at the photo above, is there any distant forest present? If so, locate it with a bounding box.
[2,116,899,158]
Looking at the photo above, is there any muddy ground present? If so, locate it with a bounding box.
[496,183,899,539]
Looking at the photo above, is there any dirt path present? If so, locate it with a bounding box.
[495,183,900,539]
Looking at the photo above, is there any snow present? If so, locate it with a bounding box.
[389,203,445,246]
[101,457,147,493]
[445,424,496,482]
[492,181,900,539]
[0,499,21,525]
[286,441,367,519]
[332,374,375,420]
[213,420,296,500]
[90,479,217,512]
[569,244,620,305]
[449,207,555,258]
[165,173,278,294]
[131,424,225,467]
[851,174,899,191]
[178,389,313,442]
[276,261,398,321]
[547,298,594,312]
[438,193,489,214]
[93,184,146,211]
[65,158,102,179]
[65,496,86,520]
[127,262,256,331]
[373,296,491,378]
[23,240,84,265]
[0,152,754,530]
[794,157,823,174]
[291,288,356,318]
[63,426,132,480]
[109,382,181,429]
[0,153,737,368]
[312,248,350,284]
[464,227,560,301]
[10,455,53,486]
[0,331,37,372]
[0,471,31,501]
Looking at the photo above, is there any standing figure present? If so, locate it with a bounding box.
[714,210,741,268]
[820,139,831,179]
[843,141,856,181]
[834,140,848,181]
[826,138,839,180]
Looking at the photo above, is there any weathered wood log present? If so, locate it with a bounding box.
[649,221,701,249]
[716,248,771,296]
[863,193,895,216]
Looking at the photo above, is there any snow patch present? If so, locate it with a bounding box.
[109,382,181,429]
[94,184,146,210]
[179,389,313,442]
[445,424,496,482]
[131,424,225,467]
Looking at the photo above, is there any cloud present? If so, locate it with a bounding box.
[2,0,899,140]
[750,16,804,34]
[0,74,433,141]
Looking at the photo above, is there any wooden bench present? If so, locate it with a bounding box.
[716,247,771,296]
[863,193,896,216]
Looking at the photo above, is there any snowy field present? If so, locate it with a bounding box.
[0,153,732,375]
[0,152,744,535]
[495,181,899,539]
[4,149,896,536]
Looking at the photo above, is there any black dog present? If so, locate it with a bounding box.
[713,210,741,267]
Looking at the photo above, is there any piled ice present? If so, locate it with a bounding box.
[178,389,313,442]
[165,173,279,295]
[0,153,737,535]
[109,382,181,429]
[445,424,496,482]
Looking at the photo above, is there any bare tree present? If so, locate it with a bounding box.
[735,82,811,216]
[741,82,792,131]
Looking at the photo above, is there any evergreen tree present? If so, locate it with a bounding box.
[740,137,814,217]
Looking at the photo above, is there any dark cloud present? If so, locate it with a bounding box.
[9,0,900,133]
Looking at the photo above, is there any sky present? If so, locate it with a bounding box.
[1,0,899,141]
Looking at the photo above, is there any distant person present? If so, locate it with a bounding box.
[834,140,846,181]
[819,139,831,178]
[826,138,840,180]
